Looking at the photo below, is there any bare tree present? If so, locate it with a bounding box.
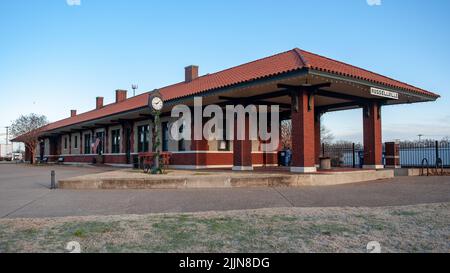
[280,119,334,149]
[281,120,292,149]
[320,123,334,144]
[10,114,48,164]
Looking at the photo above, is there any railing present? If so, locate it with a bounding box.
[399,141,450,168]
[322,143,364,168]
[322,140,449,168]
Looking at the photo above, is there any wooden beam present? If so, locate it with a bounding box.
[315,89,365,102]
[218,96,237,101]
[245,90,291,101]
[277,82,331,90]
[253,101,291,109]
[316,102,362,113]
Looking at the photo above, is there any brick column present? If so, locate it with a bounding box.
[385,142,400,168]
[191,118,209,167]
[291,90,316,173]
[314,111,322,168]
[363,102,383,169]
[232,115,253,171]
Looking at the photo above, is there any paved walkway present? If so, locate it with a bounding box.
[1,164,449,218]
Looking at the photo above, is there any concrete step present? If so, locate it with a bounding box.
[58,169,394,189]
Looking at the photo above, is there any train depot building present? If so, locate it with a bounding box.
[14,48,439,173]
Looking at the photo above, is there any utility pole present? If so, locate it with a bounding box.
[5,126,9,144]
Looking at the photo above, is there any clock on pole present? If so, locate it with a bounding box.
[147,90,164,174]
[148,90,164,112]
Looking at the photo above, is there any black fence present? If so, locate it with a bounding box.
[399,141,450,168]
[322,143,364,168]
[322,141,450,168]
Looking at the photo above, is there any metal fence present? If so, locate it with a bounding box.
[322,143,363,168]
[399,141,450,168]
[322,141,450,168]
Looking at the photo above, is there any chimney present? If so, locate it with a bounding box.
[115,89,127,103]
[185,65,199,82]
[70,110,77,117]
[96,97,104,109]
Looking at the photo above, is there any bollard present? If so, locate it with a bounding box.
[51,170,56,189]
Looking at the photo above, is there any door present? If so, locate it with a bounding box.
[95,132,104,155]
[39,140,45,160]
[125,127,131,164]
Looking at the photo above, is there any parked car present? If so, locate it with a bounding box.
[12,153,23,161]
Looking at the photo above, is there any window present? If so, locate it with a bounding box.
[162,122,169,152]
[64,137,68,149]
[111,129,121,154]
[137,125,149,152]
[178,123,186,151]
[74,135,78,149]
[84,134,91,154]
[218,124,230,151]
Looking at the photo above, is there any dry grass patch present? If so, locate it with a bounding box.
[0,203,449,253]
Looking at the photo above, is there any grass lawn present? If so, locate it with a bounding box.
[0,203,449,253]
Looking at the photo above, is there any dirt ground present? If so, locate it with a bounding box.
[1,203,449,253]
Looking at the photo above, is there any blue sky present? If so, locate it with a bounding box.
[1,0,449,145]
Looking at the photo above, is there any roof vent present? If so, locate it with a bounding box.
[70,110,77,117]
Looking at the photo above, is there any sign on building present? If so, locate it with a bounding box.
[370,87,399,100]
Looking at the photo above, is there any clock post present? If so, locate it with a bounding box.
[148,90,164,174]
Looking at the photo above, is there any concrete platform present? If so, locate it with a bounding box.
[58,169,395,189]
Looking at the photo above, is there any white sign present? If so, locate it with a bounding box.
[370,87,399,100]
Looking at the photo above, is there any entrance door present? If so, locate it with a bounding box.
[39,141,45,160]
[125,127,131,164]
[95,132,104,155]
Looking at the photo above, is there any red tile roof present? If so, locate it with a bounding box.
[295,49,438,98]
[40,48,439,132]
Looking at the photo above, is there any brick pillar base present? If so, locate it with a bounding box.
[385,142,400,168]
[233,115,253,171]
[291,91,316,173]
[363,102,383,169]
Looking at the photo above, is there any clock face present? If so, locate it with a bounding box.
[151,96,163,111]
